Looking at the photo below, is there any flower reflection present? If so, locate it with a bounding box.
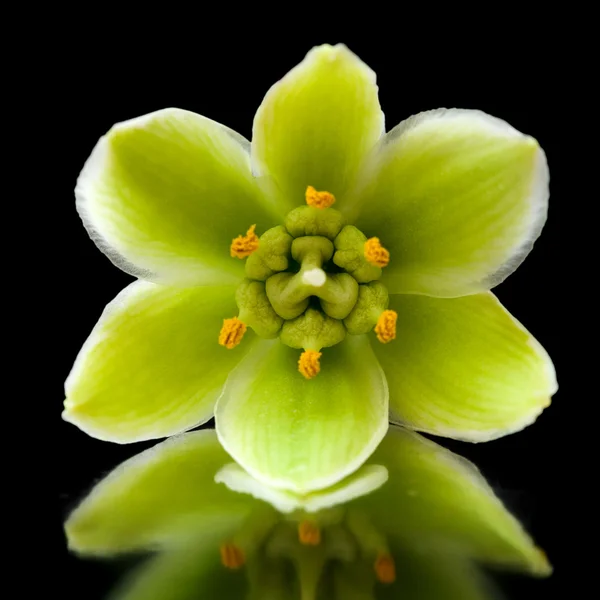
[66,428,549,599]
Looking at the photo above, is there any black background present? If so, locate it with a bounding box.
[53,28,569,600]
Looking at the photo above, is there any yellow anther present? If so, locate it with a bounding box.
[305,185,336,209]
[364,237,390,267]
[298,350,322,379]
[298,520,321,546]
[230,224,259,258]
[374,552,396,584]
[374,310,397,344]
[219,317,247,349]
[220,543,245,569]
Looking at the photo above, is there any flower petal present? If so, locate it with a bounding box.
[65,431,258,555]
[64,281,255,443]
[347,109,549,297]
[111,538,246,600]
[373,292,556,442]
[357,427,551,575]
[385,546,496,600]
[215,336,388,494]
[252,44,384,209]
[77,108,282,286]
[216,462,388,514]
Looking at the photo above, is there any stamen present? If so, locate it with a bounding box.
[298,350,322,379]
[364,237,390,267]
[305,185,336,209]
[298,520,321,546]
[220,543,245,569]
[374,310,397,344]
[374,552,396,584]
[219,317,247,349]
[230,224,259,258]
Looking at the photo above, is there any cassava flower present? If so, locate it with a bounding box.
[63,43,556,494]
[65,428,550,600]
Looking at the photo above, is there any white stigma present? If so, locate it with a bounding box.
[302,268,326,287]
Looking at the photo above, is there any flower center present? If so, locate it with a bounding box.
[219,506,396,598]
[219,186,397,377]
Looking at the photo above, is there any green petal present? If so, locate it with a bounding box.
[77,108,282,286]
[216,462,388,514]
[373,292,556,442]
[347,109,549,297]
[215,336,388,494]
[251,44,384,210]
[111,538,246,600]
[358,426,551,575]
[65,430,258,555]
[64,281,255,443]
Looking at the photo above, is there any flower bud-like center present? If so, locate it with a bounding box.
[220,186,396,377]
[218,505,396,599]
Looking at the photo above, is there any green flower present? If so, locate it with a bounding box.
[65,428,550,600]
[64,43,556,494]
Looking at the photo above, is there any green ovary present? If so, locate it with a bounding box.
[219,505,395,599]
[221,191,395,378]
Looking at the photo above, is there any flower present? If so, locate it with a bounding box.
[63,43,557,494]
[65,428,550,600]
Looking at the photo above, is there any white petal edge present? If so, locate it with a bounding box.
[215,462,388,514]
